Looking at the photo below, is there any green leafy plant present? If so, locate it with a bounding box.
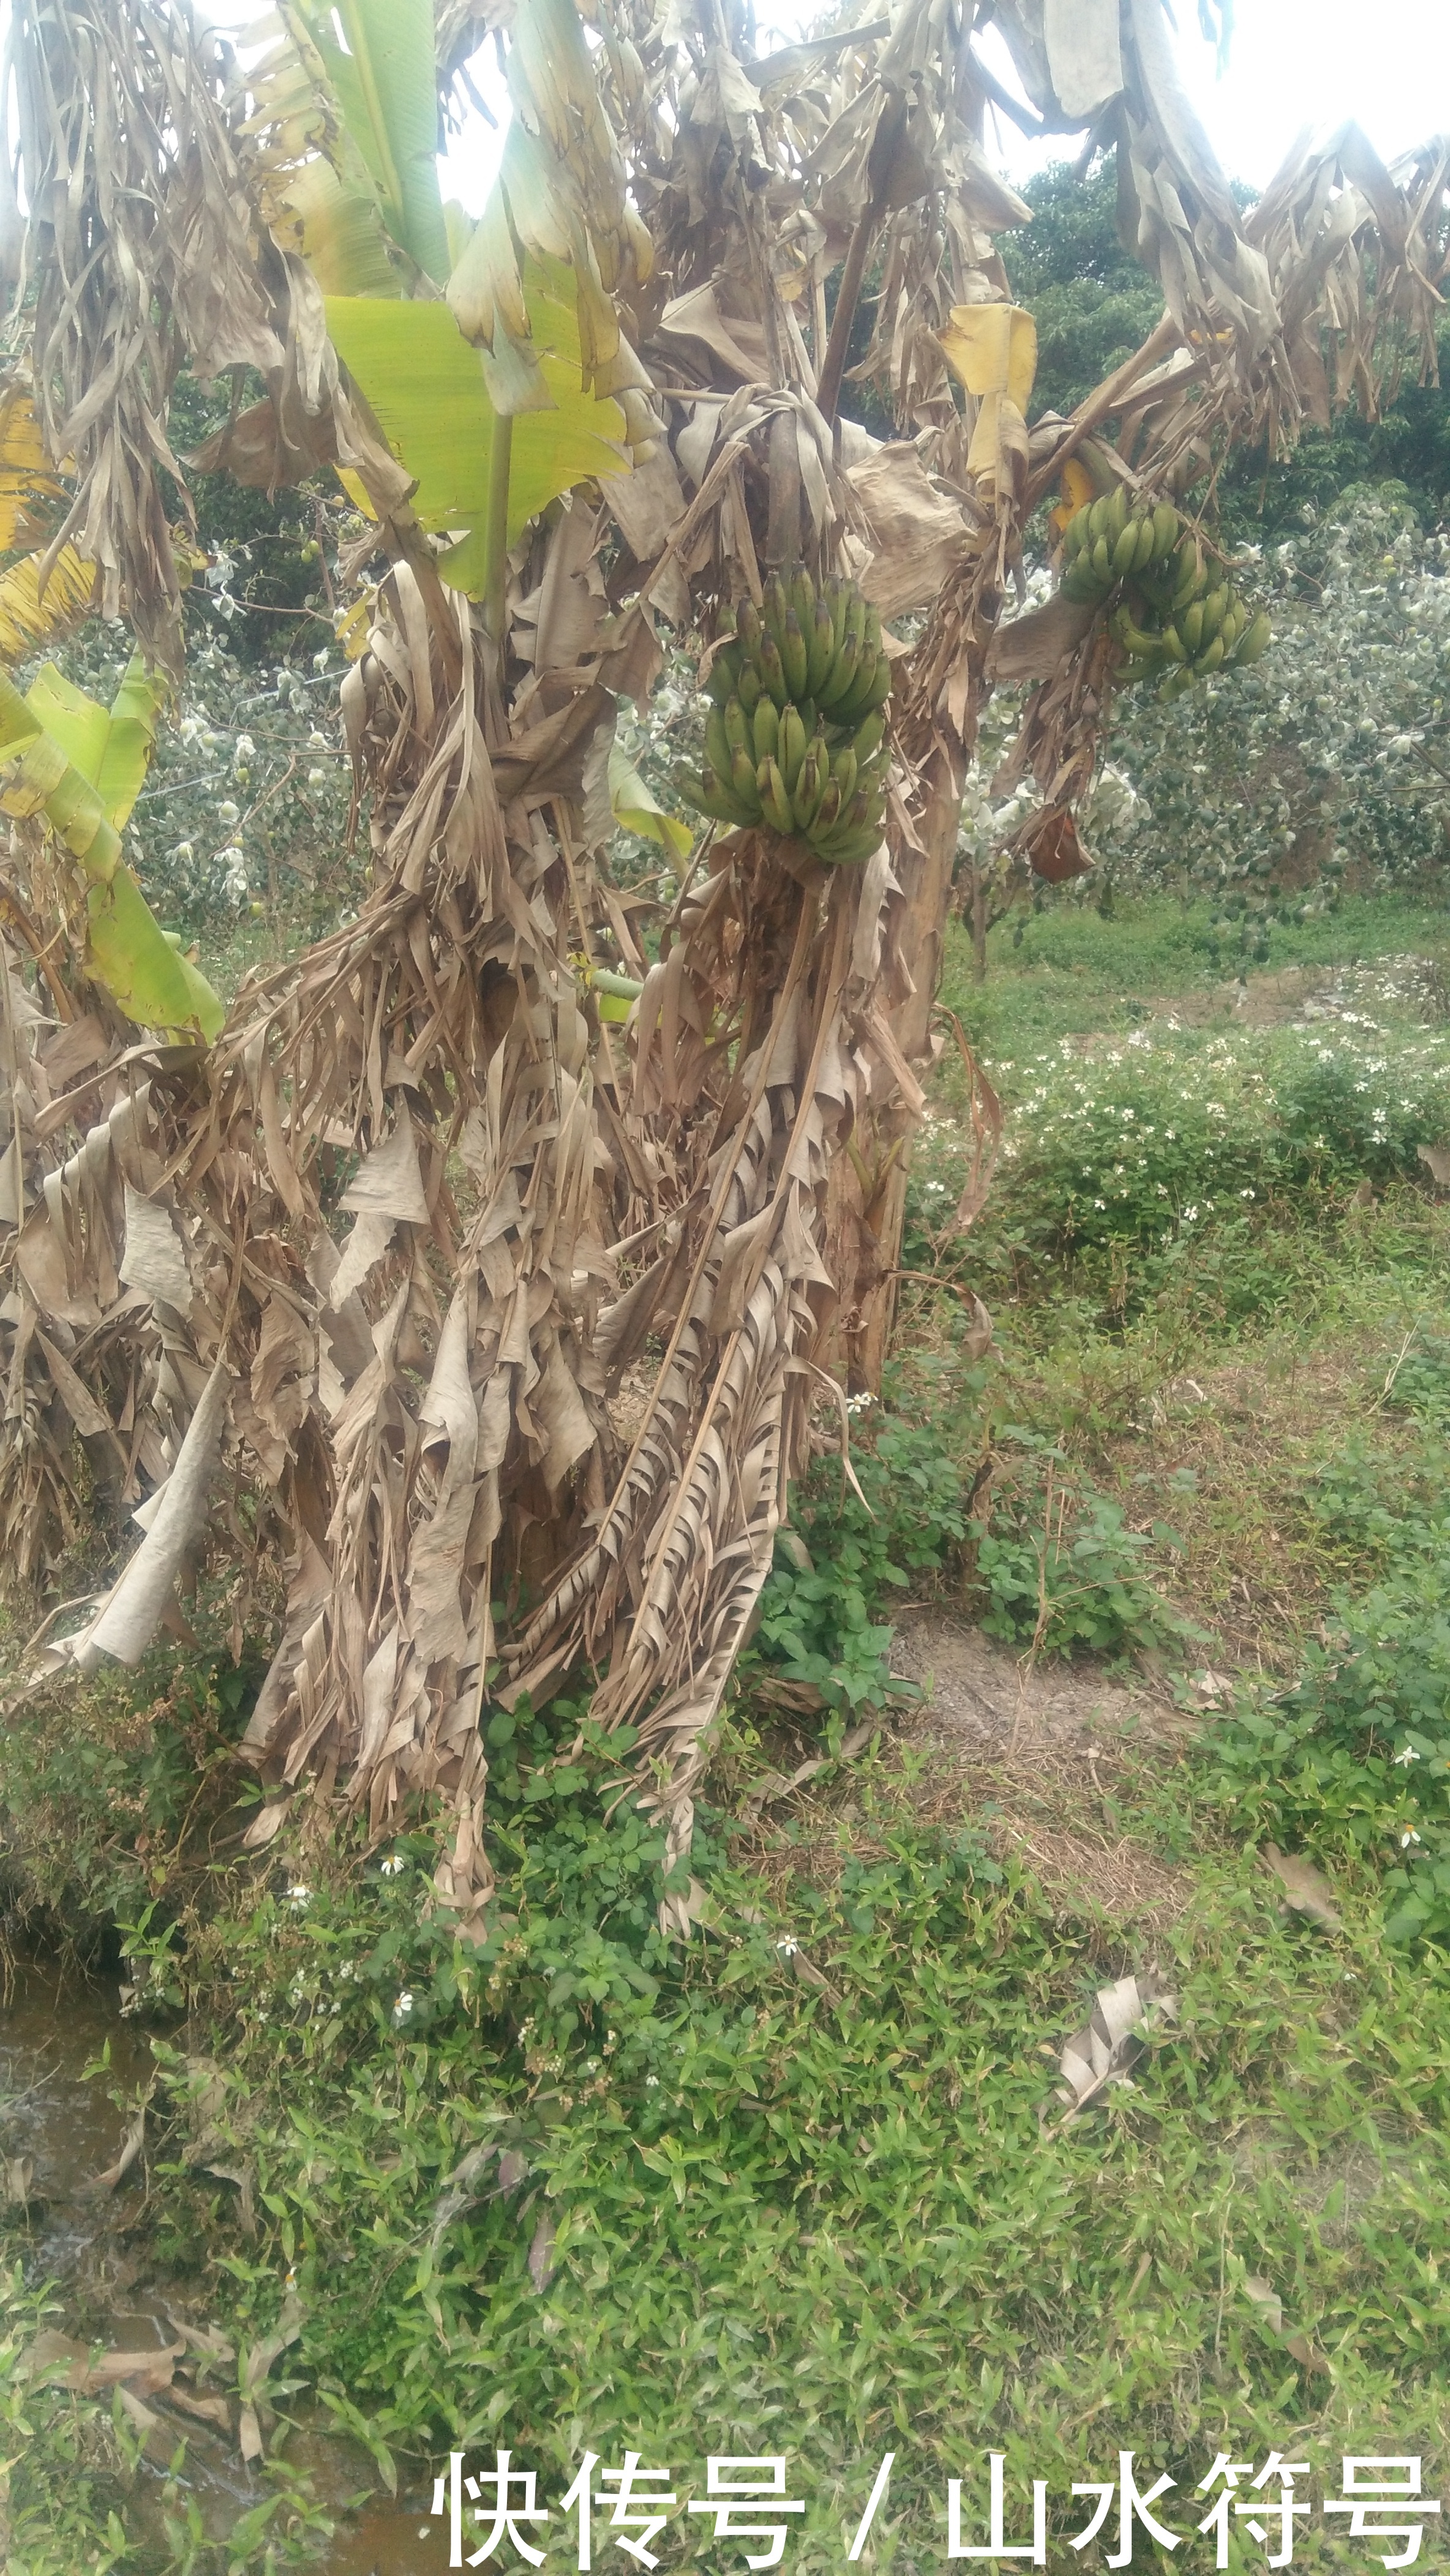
[745,1411,970,1720]
[971,1438,1192,1661]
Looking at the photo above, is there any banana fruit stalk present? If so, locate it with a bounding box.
[677,567,893,866]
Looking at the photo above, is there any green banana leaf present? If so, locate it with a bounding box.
[609,743,693,863]
[280,0,449,286]
[0,666,223,1043]
[325,263,629,594]
[25,654,161,828]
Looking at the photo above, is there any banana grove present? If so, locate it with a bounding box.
[0,0,1442,1915]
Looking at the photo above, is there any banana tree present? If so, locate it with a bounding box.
[0,0,1443,1931]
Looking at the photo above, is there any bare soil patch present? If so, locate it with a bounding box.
[886,1606,1193,1926]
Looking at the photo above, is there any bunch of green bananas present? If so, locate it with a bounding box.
[1110,586,1271,695]
[1061,488,1184,604]
[1058,486,1272,696]
[674,567,892,867]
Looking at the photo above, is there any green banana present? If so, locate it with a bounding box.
[1151,502,1179,561]
[1064,558,1108,605]
[731,746,764,812]
[1195,633,1226,675]
[737,601,762,659]
[816,823,885,867]
[758,633,789,708]
[1111,521,1141,582]
[780,705,807,795]
[1180,600,1205,656]
[752,697,779,763]
[852,712,887,765]
[737,662,762,715]
[1091,534,1113,583]
[780,608,809,702]
[1200,586,1230,642]
[761,573,789,659]
[832,744,858,806]
[813,778,843,837]
[1233,609,1272,665]
[757,756,795,835]
[1111,607,1165,661]
[806,596,835,697]
[792,741,828,833]
[706,642,743,706]
[678,763,757,826]
[833,652,882,728]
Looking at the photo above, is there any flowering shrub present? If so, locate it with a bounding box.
[36,620,355,930]
[914,1018,1450,1271]
[1082,484,1450,932]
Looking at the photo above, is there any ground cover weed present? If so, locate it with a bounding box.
[119,1772,1450,2552]
[969,1436,1194,1661]
[1203,1407,1450,1949]
[743,1405,971,1723]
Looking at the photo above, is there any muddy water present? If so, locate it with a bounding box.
[0,1965,437,2572]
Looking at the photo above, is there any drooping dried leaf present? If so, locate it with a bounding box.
[56,1365,228,1674]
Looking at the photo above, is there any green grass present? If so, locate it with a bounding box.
[941,890,1450,1060]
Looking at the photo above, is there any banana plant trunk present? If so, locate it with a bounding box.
[826,739,966,1391]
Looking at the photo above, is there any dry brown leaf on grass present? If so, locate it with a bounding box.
[2,2154,34,2206]
[1242,2275,1332,2375]
[1260,1844,1344,1931]
[1418,1144,1450,1188]
[84,2097,149,2195]
[1053,1971,1178,2125]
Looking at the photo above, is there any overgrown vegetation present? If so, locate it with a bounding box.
[2,889,1449,2569]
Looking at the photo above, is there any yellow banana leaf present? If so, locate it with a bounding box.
[325,264,629,594]
[276,152,407,299]
[0,669,222,1041]
[609,744,692,863]
[0,383,67,552]
[937,303,1039,499]
[1050,454,1097,537]
[0,544,97,666]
